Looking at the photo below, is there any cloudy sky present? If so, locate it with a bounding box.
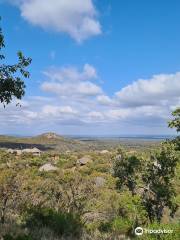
[0,0,180,136]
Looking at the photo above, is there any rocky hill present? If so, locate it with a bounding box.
[37,132,65,140]
[0,132,84,152]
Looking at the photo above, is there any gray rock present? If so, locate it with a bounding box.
[7,149,22,155]
[7,149,15,154]
[77,156,92,165]
[22,147,41,156]
[16,150,22,156]
[94,177,106,187]
[39,163,58,172]
[100,150,110,154]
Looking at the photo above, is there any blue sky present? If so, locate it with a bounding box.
[0,0,180,135]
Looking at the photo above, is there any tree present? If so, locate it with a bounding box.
[140,108,180,223]
[113,149,141,196]
[59,173,95,217]
[168,107,180,151]
[0,17,31,106]
[142,143,178,223]
[168,107,180,133]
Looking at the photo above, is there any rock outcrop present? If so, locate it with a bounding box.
[39,163,58,172]
[77,156,92,165]
[100,150,110,154]
[94,176,106,187]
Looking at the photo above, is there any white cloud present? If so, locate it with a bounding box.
[87,111,105,121]
[24,110,38,119]
[0,69,179,135]
[97,95,114,106]
[41,64,102,98]
[115,72,180,107]
[9,0,102,42]
[105,106,168,122]
[42,81,102,97]
[83,64,98,79]
[42,105,77,116]
[106,109,131,120]
[0,103,38,125]
[43,64,97,82]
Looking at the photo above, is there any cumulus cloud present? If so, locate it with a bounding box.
[42,81,102,97]
[0,69,179,135]
[43,64,97,82]
[97,95,114,106]
[41,64,103,98]
[0,102,38,125]
[9,0,102,42]
[87,111,105,122]
[42,105,78,116]
[115,72,180,107]
[105,106,168,122]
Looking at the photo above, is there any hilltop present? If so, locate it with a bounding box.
[0,132,84,152]
[37,132,65,140]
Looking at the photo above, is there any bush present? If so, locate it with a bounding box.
[4,235,32,240]
[25,208,83,238]
[111,217,132,234]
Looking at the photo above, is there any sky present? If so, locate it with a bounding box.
[0,0,180,136]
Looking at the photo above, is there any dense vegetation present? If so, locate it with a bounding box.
[0,109,179,240]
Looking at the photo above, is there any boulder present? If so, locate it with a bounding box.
[16,150,22,156]
[100,150,110,154]
[39,163,58,172]
[7,149,15,154]
[7,149,22,155]
[77,156,92,165]
[22,147,41,156]
[94,176,106,187]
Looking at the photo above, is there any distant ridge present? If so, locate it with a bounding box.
[0,132,163,152]
[0,132,84,152]
[37,132,64,140]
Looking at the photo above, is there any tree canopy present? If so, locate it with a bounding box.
[0,17,31,106]
[168,107,180,133]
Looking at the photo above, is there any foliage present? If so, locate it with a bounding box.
[25,208,83,238]
[0,17,31,106]
[60,173,95,216]
[117,191,147,225]
[114,144,179,224]
[168,107,180,132]
[169,107,180,151]
[142,142,179,223]
[0,169,22,224]
[113,149,141,195]
[142,222,180,240]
